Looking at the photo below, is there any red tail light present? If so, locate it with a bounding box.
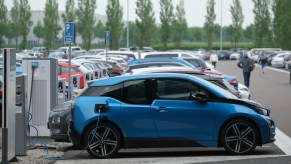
[229,79,238,85]
[113,67,122,73]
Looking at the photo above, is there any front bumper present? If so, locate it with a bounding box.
[68,120,83,148]
[48,108,71,141]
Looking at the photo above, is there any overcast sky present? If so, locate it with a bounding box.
[4,0,254,28]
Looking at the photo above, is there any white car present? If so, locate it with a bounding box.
[238,83,251,99]
[271,52,289,68]
[229,53,241,60]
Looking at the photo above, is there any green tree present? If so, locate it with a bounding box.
[33,21,44,44]
[172,0,187,48]
[4,22,15,40]
[244,24,254,42]
[230,0,244,49]
[43,0,61,53]
[94,20,106,38]
[19,0,32,50]
[160,0,174,50]
[186,27,204,42]
[204,0,216,50]
[10,0,20,49]
[0,0,7,48]
[77,0,97,50]
[62,0,76,23]
[135,0,156,48]
[106,0,124,50]
[273,0,291,49]
[253,0,272,47]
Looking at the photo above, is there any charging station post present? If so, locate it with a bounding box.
[1,49,16,163]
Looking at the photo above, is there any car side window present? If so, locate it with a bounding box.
[123,80,149,104]
[81,84,122,101]
[182,54,192,57]
[153,79,207,100]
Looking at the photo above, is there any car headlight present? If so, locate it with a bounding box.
[252,106,270,116]
[51,117,61,124]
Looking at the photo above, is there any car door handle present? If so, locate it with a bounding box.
[155,106,168,112]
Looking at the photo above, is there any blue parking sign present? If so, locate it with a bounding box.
[105,31,110,47]
[64,22,75,44]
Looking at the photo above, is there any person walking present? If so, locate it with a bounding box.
[259,53,268,74]
[209,51,218,69]
[237,53,254,88]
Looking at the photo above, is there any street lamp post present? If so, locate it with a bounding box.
[220,0,223,51]
[127,0,129,50]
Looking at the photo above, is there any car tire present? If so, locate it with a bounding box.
[221,119,258,155]
[84,123,121,159]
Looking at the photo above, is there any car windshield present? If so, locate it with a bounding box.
[189,75,238,99]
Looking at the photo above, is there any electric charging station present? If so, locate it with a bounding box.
[83,72,92,87]
[92,70,100,79]
[1,48,16,163]
[70,74,80,90]
[22,58,58,136]
[58,78,66,105]
[15,75,28,156]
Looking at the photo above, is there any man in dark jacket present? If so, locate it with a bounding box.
[237,54,253,88]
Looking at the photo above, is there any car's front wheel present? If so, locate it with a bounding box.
[84,123,121,158]
[221,119,258,155]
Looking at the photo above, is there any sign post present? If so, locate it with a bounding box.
[64,22,75,100]
[105,31,110,61]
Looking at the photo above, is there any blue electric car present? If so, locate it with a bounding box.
[69,73,275,158]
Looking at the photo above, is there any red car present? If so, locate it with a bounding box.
[58,62,84,89]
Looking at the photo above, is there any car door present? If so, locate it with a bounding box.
[150,78,214,140]
[120,79,158,138]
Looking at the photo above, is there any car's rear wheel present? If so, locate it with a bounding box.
[84,123,121,158]
[221,119,258,155]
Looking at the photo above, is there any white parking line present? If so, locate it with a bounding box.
[274,128,291,155]
[255,64,290,74]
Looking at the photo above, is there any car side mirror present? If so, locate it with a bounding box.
[190,92,208,102]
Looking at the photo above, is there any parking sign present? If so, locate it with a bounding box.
[64,22,75,44]
[105,31,110,47]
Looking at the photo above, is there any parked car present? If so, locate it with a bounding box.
[48,101,72,142]
[97,51,138,60]
[72,56,124,74]
[58,46,82,54]
[87,49,105,55]
[217,50,231,60]
[238,83,251,99]
[283,53,291,68]
[271,52,289,68]
[128,58,194,68]
[141,51,197,59]
[69,73,275,158]
[124,62,187,75]
[229,52,241,60]
[31,47,46,53]
[286,60,291,70]
[58,62,84,89]
[127,67,240,98]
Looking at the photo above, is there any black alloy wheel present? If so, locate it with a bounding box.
[84,123,121,158]
[222,119,258,155]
